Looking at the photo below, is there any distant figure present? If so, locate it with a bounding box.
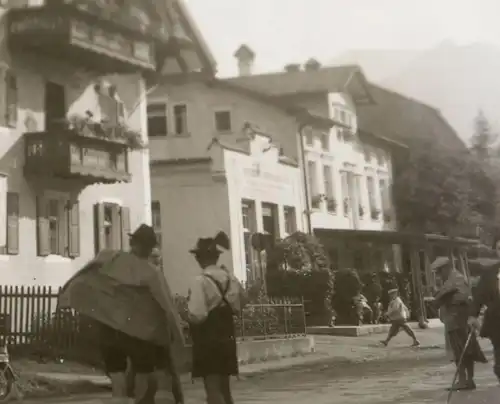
[372,297,383,325]
[187,231,245,404]
[432,256,487,391]
[381,288,420,347]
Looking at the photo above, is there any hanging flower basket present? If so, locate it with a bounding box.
[67,113,145,150]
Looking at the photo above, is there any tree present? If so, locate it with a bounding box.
[469,110,497,160]
[393,138,496,234]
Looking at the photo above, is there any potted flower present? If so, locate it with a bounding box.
[358,204,365,218]
[326,197,337,213]
[371,208,380,220]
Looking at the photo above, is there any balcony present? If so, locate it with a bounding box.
[24,127,133,185]
[7,4,156,73]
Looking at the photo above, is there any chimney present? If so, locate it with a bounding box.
[234,44,255,76]
[304,58,321,71]
[284,63,301,73]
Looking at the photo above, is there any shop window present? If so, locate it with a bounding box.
[94,202,130,254]
[147,103,167,137]
[283,206,296,235]
[151,200,162,248]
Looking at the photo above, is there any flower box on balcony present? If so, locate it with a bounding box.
[311,194,323,209]
[371,209,380,220]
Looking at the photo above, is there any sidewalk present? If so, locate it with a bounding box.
[29,326,452,392]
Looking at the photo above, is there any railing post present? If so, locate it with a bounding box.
[283,298,289,337]
[301,296,307,335]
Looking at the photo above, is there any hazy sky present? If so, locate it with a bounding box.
[184,0,500,77]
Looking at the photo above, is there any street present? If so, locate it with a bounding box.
[30,348,499,404]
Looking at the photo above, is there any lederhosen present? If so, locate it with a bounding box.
[190,274,238,378]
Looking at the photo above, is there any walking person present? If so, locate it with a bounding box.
[431,256,487,391]
[468,236,500,384]
[187,231,245,404]
[59,224,184,404]
[381,288,420,347]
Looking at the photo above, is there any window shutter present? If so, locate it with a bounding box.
[68,201,80,258]
[36,196,50,256]
[6,192,19,255]
[110,204,121,250]
[5,71,17,128]
[120,206,131,251]
[93,203,105,254]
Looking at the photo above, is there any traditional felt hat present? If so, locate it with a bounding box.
[129,224,157,248]
[189,231,230,255]
[430,256,451,272]
[388,288,399,294]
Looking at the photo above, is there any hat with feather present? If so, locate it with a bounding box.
[189,231,230,255]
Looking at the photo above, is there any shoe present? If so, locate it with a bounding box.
[380,340,388,347]
[446,383,468,391]
[465,381,476,390]
[411,340,420,347]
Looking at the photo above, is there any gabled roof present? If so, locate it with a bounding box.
[224,64,374,105]
[356,84,466,151]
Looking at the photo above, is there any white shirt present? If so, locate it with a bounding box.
[187,265,244,323]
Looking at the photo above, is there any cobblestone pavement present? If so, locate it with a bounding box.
[30,349,500,404]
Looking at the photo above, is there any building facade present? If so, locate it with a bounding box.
[226,49,406,272]
[0,0,212,286]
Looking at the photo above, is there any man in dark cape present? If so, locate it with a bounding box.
[59,224,184,404]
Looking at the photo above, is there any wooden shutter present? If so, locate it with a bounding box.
[5,70,17,128]
[6,192,19,255]
[110,204,121,250]
[93,203,105,255]
[36,196,50,256]
[120,206,131,251]
[67,201,80,258]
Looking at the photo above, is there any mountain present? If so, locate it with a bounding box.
[332,41,500,141]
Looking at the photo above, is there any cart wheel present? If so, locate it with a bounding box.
[0,368,13,401]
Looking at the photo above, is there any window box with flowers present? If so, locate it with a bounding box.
[371,208,380,220]
[326,197,337,213]
[358,204,365,218]
[311,194,324,209]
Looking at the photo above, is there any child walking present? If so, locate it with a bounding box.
[381,288,420,347]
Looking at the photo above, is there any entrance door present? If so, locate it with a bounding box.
[45,81,66,131]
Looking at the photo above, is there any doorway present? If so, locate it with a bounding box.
[45,81,66,131]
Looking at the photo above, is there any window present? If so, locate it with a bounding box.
[355,176,364,218]
[307,161,320,208]
[214,110,232,132]
[340,171,349,216]
[367,176,377,217]
[241,200,256,232]
[147,103,167,137]
[5,70,17,128]
[241,200,256,281]
[98,92,123,127]
[364,147,371,163]
[284,206,297,235]
[0,176,18,255]
[323,165,336,212]
[379,179,390,212]
[262,202,279,240]
[151,201,162,248]
[339,110,346,124]
[320,132,329,150]
[173,104,188,135]
[94,203,130,254]
[303,126,313,147]
[37,194,80,258]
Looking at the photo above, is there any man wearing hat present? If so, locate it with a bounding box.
[431,256,486,391]
[187,231,245,404]
[468,236,500,384]
[59,224,184,404]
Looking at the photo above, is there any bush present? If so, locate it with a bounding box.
[360,272,383,305]
[332,268,362,325]
[266,232,333,326]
